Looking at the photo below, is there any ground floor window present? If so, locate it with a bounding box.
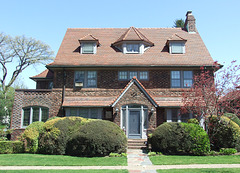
[65,108,103,119]
[22,106,49,127]
[166,108,192,123]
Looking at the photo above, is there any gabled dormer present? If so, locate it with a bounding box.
[167,33,187,54]
[78,34,100,54]
[112,27,154,54]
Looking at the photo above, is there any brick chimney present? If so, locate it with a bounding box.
[184,11,196,33]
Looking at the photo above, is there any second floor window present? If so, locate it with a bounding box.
[81,43,96,54]
[169,42,185,54]
[119,71,148,80]
[75,71,97,88]
[171,71,193,88]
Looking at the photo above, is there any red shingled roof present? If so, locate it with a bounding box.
[78,34,100,46]
[30,69,53,81]
[49,27,214,67]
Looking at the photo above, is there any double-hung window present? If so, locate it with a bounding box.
[22,107,49,127]
[171,71,193,88]
[118,71,148,80]
[66,108,102,119]
[75,71,97,88]
[166,109,192,123]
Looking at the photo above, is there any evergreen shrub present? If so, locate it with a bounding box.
[66,120,127,157]
[207,115,240,151]
[21,121,44,153]
[224,113,240,127]
[151,122,210,155]
[38,117,88,155]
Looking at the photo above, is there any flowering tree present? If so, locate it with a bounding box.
[181,60,240,119]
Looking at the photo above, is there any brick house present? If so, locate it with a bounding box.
[10,11,215,139]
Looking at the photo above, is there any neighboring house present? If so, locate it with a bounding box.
[10,11,215,139]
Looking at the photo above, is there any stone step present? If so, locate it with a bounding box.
[128,145,147,149]
[128,143,146,146]
[127,139,147,149]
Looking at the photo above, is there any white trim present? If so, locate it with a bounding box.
[80,42,97,54]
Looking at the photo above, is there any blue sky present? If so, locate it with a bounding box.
[1,0,240,89]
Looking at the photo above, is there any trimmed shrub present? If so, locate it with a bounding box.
[224,113,240,127]
[207,116,240,151]
[21,121,44,153]
[38,117,88,155]
[0,141,24,154]
[66,120,127,157]
[151,122,210,155]
[182,123,210,155]
[219,148,237,155]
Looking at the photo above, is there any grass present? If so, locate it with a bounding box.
[0,154,127,166]
[157,168,240,173]
[0,170,128,173]
[150,155,240,165]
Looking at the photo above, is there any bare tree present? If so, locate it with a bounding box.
[0,33,54,93]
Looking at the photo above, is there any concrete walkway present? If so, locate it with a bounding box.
[1,149,240,172]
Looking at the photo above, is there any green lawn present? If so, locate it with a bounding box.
[0,170,128,173]
[150,155,240,165]
[0,154,127,166]
[157,168,240,173]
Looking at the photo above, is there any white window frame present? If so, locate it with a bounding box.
[169,42,185,54]
[118,71,149,81]
[171,71,193,88]
[80,42,97,54]
[166,109,192,123]
[122,43,144,54]
[21,106,49,128]
[65,108,103,119]
[75,71,97,88]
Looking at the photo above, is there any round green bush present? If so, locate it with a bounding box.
[66,120,127,157]
[151,122,210,155]
[21,121,44,153]
[38,117,88,155]
[188,118,199,125]
[207,115,240,151]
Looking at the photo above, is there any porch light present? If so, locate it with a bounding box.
[151,107,154,113]
[115,108,119,112]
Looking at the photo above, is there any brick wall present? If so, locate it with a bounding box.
[10,89,62,140]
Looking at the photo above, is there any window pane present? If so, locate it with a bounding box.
[180,113,190,122]
[129,71,138,79]
[172,79,181,87]
[75,71,84,82]
[82,43,94,53]
[41,108,49,122]
[23,108,31,126]
[139,71,148,80]
[172,109,178,122]
[171,71,180,79]
[127,44,139,52]
[88,71,96,79]
[90,109,99,119]
[79,109,89,118]
[184,71,193,78]
[119,71,128,80]
[70,109,78,116]
[171,43,183,53]
[32,107,39,122]
[87,71,97,87]
[184,80,193,88]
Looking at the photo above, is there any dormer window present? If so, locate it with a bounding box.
[81,42,96,54]
[79,34,100,54]
[167,34,187,54]
[126,44,139,53]
[169,42,185,54]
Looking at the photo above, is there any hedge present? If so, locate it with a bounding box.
[0,141,24,154]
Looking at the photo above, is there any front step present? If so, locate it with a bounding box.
[127,139,147,149]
